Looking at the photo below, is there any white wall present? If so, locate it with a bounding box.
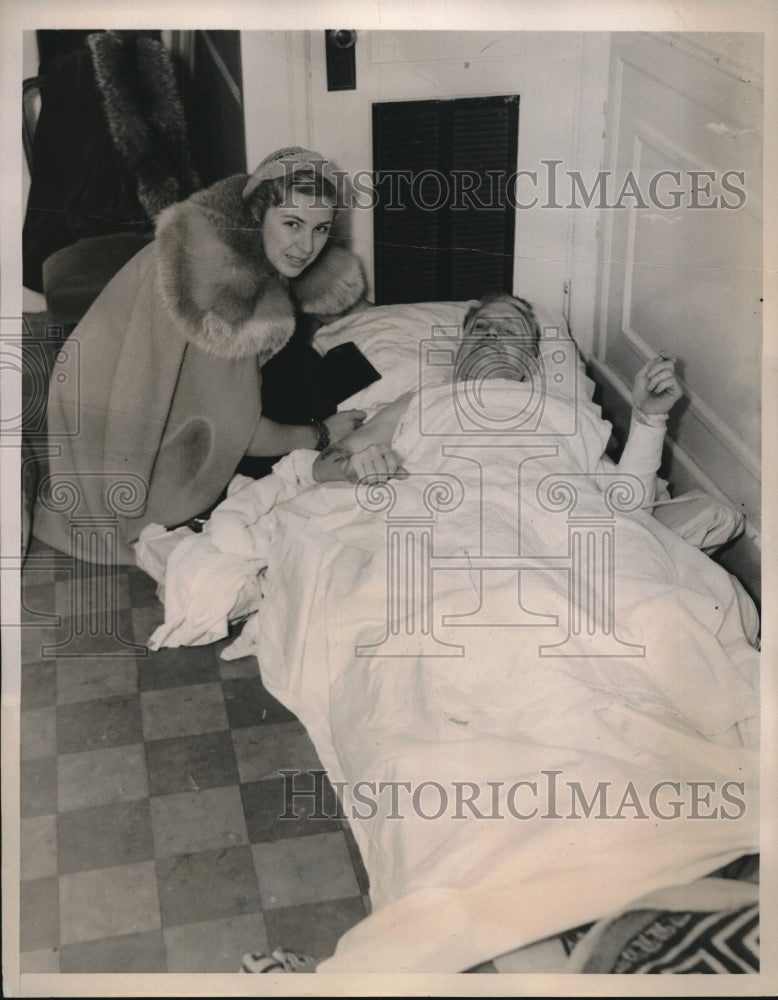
[242,32,316,166]
[241,30,610,343]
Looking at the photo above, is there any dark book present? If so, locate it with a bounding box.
[323,341,382,404]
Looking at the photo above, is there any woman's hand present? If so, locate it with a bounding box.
[632,352,683,417]
[324,409,367,443]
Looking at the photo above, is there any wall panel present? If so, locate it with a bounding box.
[595,33,762,577]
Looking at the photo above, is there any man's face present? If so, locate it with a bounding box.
[454,300,539,383]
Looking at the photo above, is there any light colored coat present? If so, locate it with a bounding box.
[33,174,365,564]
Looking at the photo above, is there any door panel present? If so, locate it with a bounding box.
[597,33,762,532]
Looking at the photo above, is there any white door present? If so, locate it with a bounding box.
[594,33,762,561]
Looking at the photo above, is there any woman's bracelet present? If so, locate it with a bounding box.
[310,417,331,452]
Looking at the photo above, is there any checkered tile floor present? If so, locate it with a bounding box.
[18,538,370,974]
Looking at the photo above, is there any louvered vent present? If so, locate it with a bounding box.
[373,96,518,304]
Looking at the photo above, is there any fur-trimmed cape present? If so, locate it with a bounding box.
[32,176,366,564]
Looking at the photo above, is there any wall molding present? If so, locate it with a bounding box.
[648,31,764,89]
[619,129,761,483]
[631,118,762,220]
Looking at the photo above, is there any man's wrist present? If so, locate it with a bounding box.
[312,444,352,483]
[633,407,668,427]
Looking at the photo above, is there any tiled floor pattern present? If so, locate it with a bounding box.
[17,538,373,974]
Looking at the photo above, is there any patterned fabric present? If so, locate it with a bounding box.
[578,904,759,974]
[491,855,759,975]
[240,948,317,973]
[567,860,759,974]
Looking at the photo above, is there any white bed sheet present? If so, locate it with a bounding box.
[236,378,759,973]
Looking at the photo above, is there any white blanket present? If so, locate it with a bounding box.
[223,381,759,972]
[138,451,319,650]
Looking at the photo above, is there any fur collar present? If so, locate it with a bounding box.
[155,174,365,360]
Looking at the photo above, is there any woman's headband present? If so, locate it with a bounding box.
[242,147,342,201]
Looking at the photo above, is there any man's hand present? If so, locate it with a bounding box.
[632,352,683,417]
[314,395,412,484]
[348,444,408,484]
[313,443,407,484]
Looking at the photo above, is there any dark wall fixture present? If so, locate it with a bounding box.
[325,30,357,91]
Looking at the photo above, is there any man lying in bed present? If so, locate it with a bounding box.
[312,291,681,495]
[143,288,755,661]
[238,292,759,975]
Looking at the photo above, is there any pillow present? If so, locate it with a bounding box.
[314,299,593,412]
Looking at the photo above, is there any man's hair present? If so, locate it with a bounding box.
[463,292,541,351]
